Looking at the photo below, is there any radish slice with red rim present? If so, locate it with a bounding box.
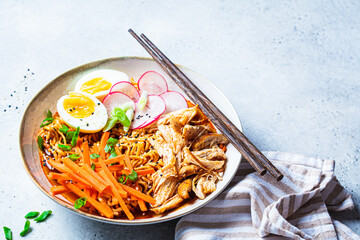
[160,91,188,114]
[102,91,135,117]
[131,95,166,129]
[138,71,168,95]
[110,81,140,101]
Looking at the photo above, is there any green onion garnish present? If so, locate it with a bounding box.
[40,117,54,127]
[107,137,118,146]
[111,107,130,127]
[137,91,148,111]
[59,124,69,134]
[128,170,138,182]
[68,154,81,161]
[46,110,52,118]
[3,227,12,240]
[34,210,52,222]
[66,131,74,141]
[19,220,30,237]
[90,154,100,159]
[58,144,71,151]
[91,163,96,170]
[74,197,87,209]
[24,211,40,219]
[71,126,80,147]
[118,174,128,184]
[37,136,44,151]
[109,148,117,159]
[103,117,118,132]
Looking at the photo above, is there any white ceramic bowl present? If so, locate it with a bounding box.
[19,57,242,225]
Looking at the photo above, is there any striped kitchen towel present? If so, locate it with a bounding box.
[175,151,359,240]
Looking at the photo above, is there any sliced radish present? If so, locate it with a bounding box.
[160,91,188,114]
[131,95,166,129]
[138,71,168,95]
[109,81,140,101]
[102,92,135,117]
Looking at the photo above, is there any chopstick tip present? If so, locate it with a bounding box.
[277,174,284,181]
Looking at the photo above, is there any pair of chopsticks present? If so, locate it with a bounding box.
[128,29,283,181]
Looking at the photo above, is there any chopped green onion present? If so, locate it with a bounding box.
[58,144,71,151]
[74,197,87,209]
[46,110,53,118]
[104,144,111,153]
[59,124,69,134]
[40,117,54,127]
[34,210,52,222]
[3,226,12,240]
[107,137,118,146]
[19,220,30,237]
[71,126,80,147]
[91,163,96,170]
[137,90,148,111]
[37,136,44,151]
[25,211,40,219]
[90,153,100,159]
[66,131,74,141]
[109,148,117,159]
[128,170,138,182]
[103,117,118,132]
[118,174,128,184]
[112,107,130,127]
[120,102,134,112]
[124,109,134,132]
[68,154,81,161]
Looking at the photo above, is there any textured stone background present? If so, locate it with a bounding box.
[0,0,359,239]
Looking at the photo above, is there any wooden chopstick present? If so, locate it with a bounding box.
[128,29,284,181]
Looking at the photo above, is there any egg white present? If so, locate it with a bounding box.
[74,69,129,101]
[57,92,108,133]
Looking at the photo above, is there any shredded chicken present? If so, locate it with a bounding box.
[148,105,228,213]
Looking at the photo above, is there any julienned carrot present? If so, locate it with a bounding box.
[108,165,123,172]
[82,165,109,186]
[98,170,134,220]
[123,155,133,171]
[48,159,71,173]
[82,141,90,166]
[136,168,155,176]
[67,172,92,188]
[100,131,110,159]
[48,172,71,180]
[121,184,156,205]
[62,158,108,193]
[61,181,114,219]
[138,199,147,211]
[84,188,91,208]
[50,185,70,196]
[97,157,127,197]
[89,189,97,213]
[93,155,124,168]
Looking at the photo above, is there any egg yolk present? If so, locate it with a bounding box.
[63,93,95,118]
[80,78,112,94]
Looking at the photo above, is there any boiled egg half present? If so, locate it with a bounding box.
[57,92,107,133]
[74,69,129,101]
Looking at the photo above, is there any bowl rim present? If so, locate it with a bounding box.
[19,56,242,225]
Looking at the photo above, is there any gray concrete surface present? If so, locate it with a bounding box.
[0,0,359,239]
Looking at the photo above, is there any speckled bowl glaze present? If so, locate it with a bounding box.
[19,57,242,225]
